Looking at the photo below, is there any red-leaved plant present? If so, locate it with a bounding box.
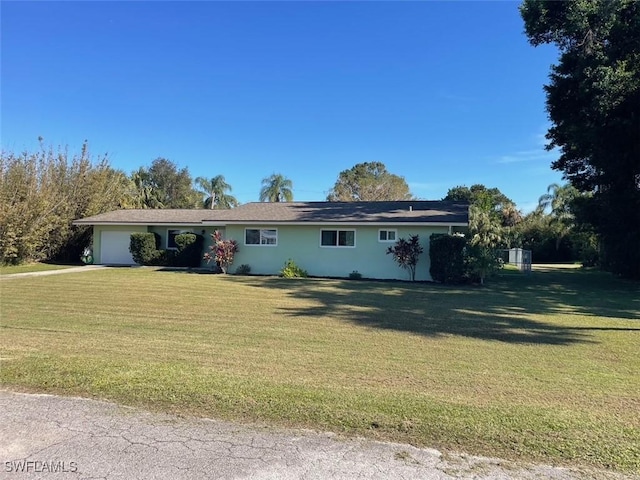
[386,234,423,281]
[204,230,238,273]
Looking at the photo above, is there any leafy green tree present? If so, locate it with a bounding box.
[0,141,131,264]
[259,173,293,202]
[444,184,511,206]
[386,234,423,281]
[467,206,504,285]
[444,184,519,227]
[521,0,640,279]
[513,184,599,265]
[128,168,163,209]
[195,175,238,209]
[513,209,572,263]
[135,158,200,209]
[537,183,579,251]
[443,184,519,280]
[327,162,413,202]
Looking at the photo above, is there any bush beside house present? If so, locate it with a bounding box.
[129,233,162,265]
[129,232,204,267]
[173,233,204,268]
[429,234,467,284]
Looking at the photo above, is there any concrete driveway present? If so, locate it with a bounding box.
[1,391,633,480]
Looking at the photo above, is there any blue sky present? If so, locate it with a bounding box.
[2,1,563,212]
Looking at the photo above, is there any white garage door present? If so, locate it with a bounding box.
[100,231,136,265]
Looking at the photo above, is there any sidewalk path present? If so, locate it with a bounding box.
[1,390,633,480]
[0,265,110,280]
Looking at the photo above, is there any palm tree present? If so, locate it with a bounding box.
[468,205,504,285]
[538,183,576,217]
[537,183,577,250]
[130,168,162,209]
[195,175,238,209]
[501,203,523,227]
[259,173,293,202]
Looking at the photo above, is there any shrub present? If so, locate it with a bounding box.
[349,270,362,280]
[429,234,467,284]
[386,235,423,281]
[157,248,175,267]
[204,230,238,273]
[467,244,503,285]
[129,233,162,265]
[572,231,599,267]
[280,259,308,278]
[173,233,204,268]
[235,264,251,275]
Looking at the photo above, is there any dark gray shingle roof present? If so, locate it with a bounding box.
[212,201,468,224]
[73,209,223,225]
[74,201,469,225]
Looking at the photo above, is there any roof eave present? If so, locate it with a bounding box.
[205,221,468,227]
[73,221,208,226]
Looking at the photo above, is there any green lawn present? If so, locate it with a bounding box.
[1,267,639,472]
[0,262,78,275]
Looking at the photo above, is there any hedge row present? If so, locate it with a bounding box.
[129,233,204,267]
[429,234,467,284]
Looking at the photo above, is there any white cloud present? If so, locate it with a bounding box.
[493,129,560,165]
[496,150,555,164]
[535,132,548,147]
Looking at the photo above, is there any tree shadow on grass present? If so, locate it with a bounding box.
[494,268,640,320]
[224,268,639,346]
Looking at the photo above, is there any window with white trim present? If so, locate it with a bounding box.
[378,229,397,242]
[320,229,355,247]
[167,229,193,249]
[245,228,278,246]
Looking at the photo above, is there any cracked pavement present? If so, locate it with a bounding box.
[0,391,635,480]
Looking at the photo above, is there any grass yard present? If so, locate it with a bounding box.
[1,266,639,472]
[0,262,78,275]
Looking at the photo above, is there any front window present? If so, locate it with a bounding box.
[378,229,397,242]
[320,229,355,247]
[245,228,278,246]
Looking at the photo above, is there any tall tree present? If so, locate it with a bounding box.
[0,141,130,264]
[467,205,505,285]
[444,184,514,283]
[444,185,513,214]
[327,162,413,202]
[138,158,200,209]
[521,0,640,279]
[259,173,293,202]
[537,183,578,230]
[195,175,238,209]
[443,184,521,228]
[128,168,162,209]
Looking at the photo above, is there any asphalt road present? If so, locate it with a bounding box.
[2,390,636,480]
